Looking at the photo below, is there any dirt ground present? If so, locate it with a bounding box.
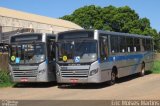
[0,74,160,100]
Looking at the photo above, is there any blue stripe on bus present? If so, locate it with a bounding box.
[107,54,143,62]
[99,52,152,63]
[46,59,48,64]
[98,58,101,64]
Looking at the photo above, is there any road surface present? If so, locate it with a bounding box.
[0,74,160,100]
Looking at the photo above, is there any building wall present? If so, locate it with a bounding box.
[0,7,83,44]
[0,15,66,33]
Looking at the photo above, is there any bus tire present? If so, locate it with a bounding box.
[139,62,145,76]
[108,70,116,85]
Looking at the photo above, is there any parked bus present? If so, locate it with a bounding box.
[9,33,56,82]
[56,30,154,85]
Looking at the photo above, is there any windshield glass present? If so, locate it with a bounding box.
[58,40,97,63]
[10,43,45,64]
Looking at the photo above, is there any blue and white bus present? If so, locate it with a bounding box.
[9,33,56,82]
[56,30,154,85]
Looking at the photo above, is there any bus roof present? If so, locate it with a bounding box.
[58,29,152,39]
[98,30,152,39]
[11,32,55,37]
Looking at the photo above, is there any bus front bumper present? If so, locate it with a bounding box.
[57,76,102,84]
[11,77,50,83]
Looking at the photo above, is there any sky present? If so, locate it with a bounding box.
[0,0,159,32]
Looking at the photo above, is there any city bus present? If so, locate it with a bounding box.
[56,30,154,85]
[9,33,56,82]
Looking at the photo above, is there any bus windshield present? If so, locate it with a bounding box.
[58,40,97,63]
[10,43,45,64]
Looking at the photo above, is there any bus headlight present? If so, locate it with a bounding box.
[9,72,12,76]
[90,68,98,76]
[56,71,60,76]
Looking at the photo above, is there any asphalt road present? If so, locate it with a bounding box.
[0,74,160,100]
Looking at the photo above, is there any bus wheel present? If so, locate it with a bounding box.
[139,63,145,76]
[108,71,116,85]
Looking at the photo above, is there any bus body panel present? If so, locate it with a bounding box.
[102,52,154,78]
[47,61,56,81]
[56,61,107,83]
[56,29,154,84]
[9,61,56,82]
[99,61,112,82]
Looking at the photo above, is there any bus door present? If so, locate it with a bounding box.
[47,36,56,81]
[99,35,110,81]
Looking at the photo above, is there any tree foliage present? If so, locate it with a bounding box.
[60,5,160,51]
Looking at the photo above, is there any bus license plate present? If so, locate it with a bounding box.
[70,79,78,83]
[20,78,28,82]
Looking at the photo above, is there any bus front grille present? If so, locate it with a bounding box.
[61,70,88,78]
[13,70,37,77]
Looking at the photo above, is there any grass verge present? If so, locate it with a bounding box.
[0,70,15,87]
[151,60,160,74]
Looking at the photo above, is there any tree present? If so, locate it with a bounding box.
[61,5,103,29]
[60,5,159,51]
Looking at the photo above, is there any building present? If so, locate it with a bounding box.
[0,7,82,43]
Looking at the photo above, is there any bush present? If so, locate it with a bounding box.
[0,70,14,87]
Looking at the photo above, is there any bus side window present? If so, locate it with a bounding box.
[119,36,126,53]
[146,38,151,51]
[99,36,108,61]
[140,39,144,52]
[110,36,119,54]
[151,39,154,51]
[126,37,134,52]
[142,39,146,51]
[134,38,140,52]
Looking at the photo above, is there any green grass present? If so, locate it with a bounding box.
[151,61,160,74]
[0,70,15,87]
